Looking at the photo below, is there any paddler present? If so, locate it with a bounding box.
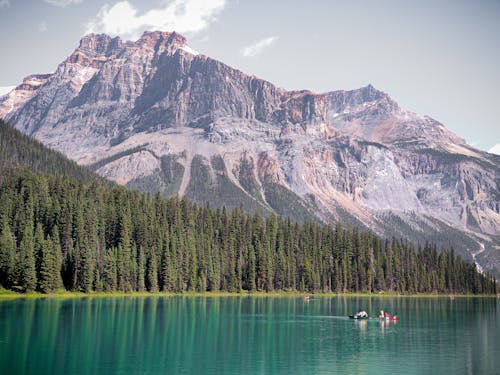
[355,310,368,318]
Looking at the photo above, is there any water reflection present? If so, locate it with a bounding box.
[355,319,367,334]
[0,296,497,375]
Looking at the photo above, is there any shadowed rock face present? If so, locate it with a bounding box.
[1,31,499,276]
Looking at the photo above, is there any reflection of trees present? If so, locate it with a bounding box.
[0,297,497,374]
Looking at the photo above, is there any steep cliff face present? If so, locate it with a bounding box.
[1,31,499,276]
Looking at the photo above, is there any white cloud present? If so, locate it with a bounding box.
[488,143,500,155]
[86,0,226,40]
[43,0,82,7]
[240,36,279,58]
[0,86,15,96]
[0,0,10,9]
[39,22,48,32]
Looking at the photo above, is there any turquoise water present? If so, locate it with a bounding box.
[0,296,498,374]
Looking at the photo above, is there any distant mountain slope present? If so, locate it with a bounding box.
[1,31,499,276]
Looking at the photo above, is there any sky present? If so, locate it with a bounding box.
[0,0,499,153]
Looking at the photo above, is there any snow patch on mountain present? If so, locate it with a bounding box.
[488,143,500,155]
[180,45,199,56]
[0,86,15,97]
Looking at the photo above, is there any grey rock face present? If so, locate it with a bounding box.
[1,31,499,275]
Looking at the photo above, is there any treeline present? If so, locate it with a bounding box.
[0,119,107,184]
[0,170,496,294]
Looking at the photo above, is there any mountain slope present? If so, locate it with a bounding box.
[1,118,494,295]
[1,31,499,276]
[0,119,107,184]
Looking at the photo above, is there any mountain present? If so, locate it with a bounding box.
[1,31,499,276]
[1,99,493,296]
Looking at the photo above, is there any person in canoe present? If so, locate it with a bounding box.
[350,310,369,319]
[379,310,388,319]
[379,310,398,320]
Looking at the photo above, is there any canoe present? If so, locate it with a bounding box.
[349,315,369,319]
[380,315,398,321]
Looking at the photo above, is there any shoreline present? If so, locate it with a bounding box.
[0,290,497,300]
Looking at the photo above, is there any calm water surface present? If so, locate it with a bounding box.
[0,296,498,374]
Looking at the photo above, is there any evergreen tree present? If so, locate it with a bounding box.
[51,226,63,291]
[137,246,145,292]
[19,223,37,291]
[0,220,16,287]
[102,247,117,291]
[146,249,158,292]
[36,223,55,293]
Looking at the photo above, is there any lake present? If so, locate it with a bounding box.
[0,296,498,374]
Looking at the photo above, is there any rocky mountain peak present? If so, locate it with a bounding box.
[137,30,187,48]
[359,84,390,102]
[77,33,122,55]
[68,33,123,68]
[326,84,396,112]
[323,84,468,146]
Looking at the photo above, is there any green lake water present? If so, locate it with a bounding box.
[0,296,498,374]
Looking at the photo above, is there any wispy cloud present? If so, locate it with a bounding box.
[39,22,48,32]
[42,0,82,7]
[240,36,279,58]
[0,0,10,9]
[488,143,500,155]
[86,0,226,40]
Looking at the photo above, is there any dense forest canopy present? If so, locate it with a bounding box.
[0,119,496,294]
[0,170,496,294]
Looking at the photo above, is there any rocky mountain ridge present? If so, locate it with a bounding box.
[1,31,499,276]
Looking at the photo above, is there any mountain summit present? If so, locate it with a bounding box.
[1,31,499,275]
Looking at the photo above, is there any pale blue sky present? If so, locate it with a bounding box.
[0,0,499,152]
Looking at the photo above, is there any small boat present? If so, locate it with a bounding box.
[349,314,370,319]
[378,310,398,321]
[380,315,398,321]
